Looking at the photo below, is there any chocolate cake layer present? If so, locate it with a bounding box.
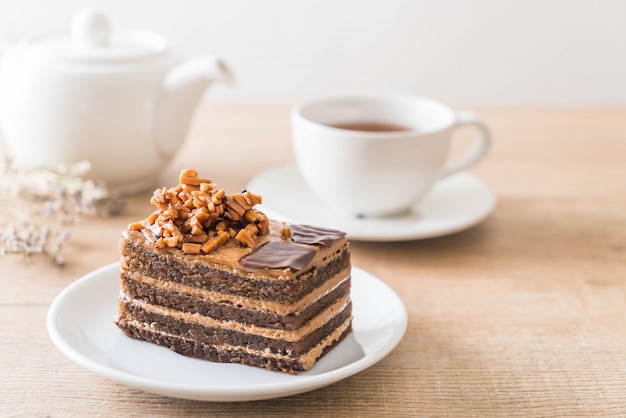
[116,296,352,355]
[121,232,350,302]
[120,271,351,330]
[117,316,353,373]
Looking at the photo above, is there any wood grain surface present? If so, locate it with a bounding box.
[1,103,625,417]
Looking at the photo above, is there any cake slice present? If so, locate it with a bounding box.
[115,169,352,373]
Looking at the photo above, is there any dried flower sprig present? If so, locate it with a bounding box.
[0,156,124,266]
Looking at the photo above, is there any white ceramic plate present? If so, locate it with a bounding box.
[247,164,496,241]
[47,263,407,402]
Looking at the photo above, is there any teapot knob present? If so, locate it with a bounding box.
[71,10,111,48]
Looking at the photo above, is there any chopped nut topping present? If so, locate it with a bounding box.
[130,169,269,254]
[146,212,159,225]
[235,228,256,248]
[182,242,202,254]
[128,222,145,230]
[179,169,212,186]
[202,230,230,253]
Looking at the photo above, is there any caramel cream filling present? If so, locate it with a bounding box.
[121,291,350,342]
[122,316,352,369]
[297,317,352,369]
[121,267,351,315]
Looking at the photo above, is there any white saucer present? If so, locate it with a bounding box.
[47,263,407,402]
[247,164,496,241]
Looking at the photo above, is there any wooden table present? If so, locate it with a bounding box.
[2,103,625,416]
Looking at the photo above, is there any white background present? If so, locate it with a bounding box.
[1,0,624,104]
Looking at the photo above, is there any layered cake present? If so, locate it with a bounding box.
[115,169,352,373]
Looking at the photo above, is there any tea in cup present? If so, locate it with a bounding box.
[291,94,491,217]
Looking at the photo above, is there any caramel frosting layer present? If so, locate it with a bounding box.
[121,266,351,316]
[119,291,350,342]
[125,219,348,280]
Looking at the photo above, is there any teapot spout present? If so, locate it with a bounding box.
[156,55,233,157]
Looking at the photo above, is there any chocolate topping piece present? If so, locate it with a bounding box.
[239,241,317,270]
[289,224,346,247]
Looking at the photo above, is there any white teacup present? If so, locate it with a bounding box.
[291,94,491,217]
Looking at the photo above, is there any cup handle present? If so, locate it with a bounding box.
[440,110,491,178]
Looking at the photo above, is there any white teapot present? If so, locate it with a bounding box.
[0,10,233,194]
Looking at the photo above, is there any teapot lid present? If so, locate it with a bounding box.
[19,10,169,64]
